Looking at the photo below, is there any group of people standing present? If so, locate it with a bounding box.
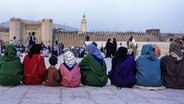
[0,37,184,90]
[104,38,117,58]
[104,37,138,59]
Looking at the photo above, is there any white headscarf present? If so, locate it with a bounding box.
[132,39,137,46]
[63,51,76,68]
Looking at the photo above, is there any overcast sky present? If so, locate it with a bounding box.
[0,0,183,33]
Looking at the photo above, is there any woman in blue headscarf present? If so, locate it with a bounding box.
[79,43,108,87]
[135,44,162,87]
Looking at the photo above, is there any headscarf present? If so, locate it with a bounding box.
[169,42,183,61]
[85,43,102,59]
[141,44,156,60]
[2,44,17,60]
[63,48,70,52]
[112,47,128,70]
[63,51,76,68]
[132,39,137,46]
[28,44,42,58]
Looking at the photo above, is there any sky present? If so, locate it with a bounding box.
[0,0,184,33]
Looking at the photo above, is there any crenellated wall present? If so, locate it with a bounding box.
[54,31,85,47]
[53,31,184,47]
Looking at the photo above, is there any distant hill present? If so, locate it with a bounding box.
[52,23,79,31]
[0,20,79,31]
[0,22,8,28]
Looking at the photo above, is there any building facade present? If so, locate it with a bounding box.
[8,18,53,46]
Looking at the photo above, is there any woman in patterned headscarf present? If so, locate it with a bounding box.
[79,43,108,87]
[161,42,184,89]
[59,51,81,87]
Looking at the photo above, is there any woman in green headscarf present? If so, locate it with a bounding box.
[0,44,23,86]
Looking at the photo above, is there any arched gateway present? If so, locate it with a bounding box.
[9,18,53,46]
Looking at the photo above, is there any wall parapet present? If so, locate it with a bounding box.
[0,27,9,32]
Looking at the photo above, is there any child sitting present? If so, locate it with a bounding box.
[44,55,60,86]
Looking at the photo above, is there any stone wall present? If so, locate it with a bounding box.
[54,31,85,47]
[1,28,184,47]
[54,31,184,47]
[0,28,9,44]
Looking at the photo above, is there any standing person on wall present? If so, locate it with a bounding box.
[29,32,36,47]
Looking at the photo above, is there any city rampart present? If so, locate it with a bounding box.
[54,31,184,47]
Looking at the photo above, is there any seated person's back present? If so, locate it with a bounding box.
[23,44,46,85]
[59,51,81,87]
[44,55,60,86]
[161,42,184,89]
[79,43,108,87]
[136,44,162,87]
[108,47,136,88]
[0,44,23,86]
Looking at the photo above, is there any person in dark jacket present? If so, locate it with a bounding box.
[29,32,36,47]
[112,38,117,57]
[127,36,133,49]
[161,42,184,89]
[0,44,23,86]
[108,47,136,88]
[105,38,112,58]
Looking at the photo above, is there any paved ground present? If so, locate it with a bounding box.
[0,85,184,104]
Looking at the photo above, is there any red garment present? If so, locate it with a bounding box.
[23,54,46,85]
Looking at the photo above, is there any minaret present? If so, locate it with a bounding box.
[81,14,87,33]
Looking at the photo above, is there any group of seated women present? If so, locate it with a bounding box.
[109,42,184,89]
[0,42,183,89]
